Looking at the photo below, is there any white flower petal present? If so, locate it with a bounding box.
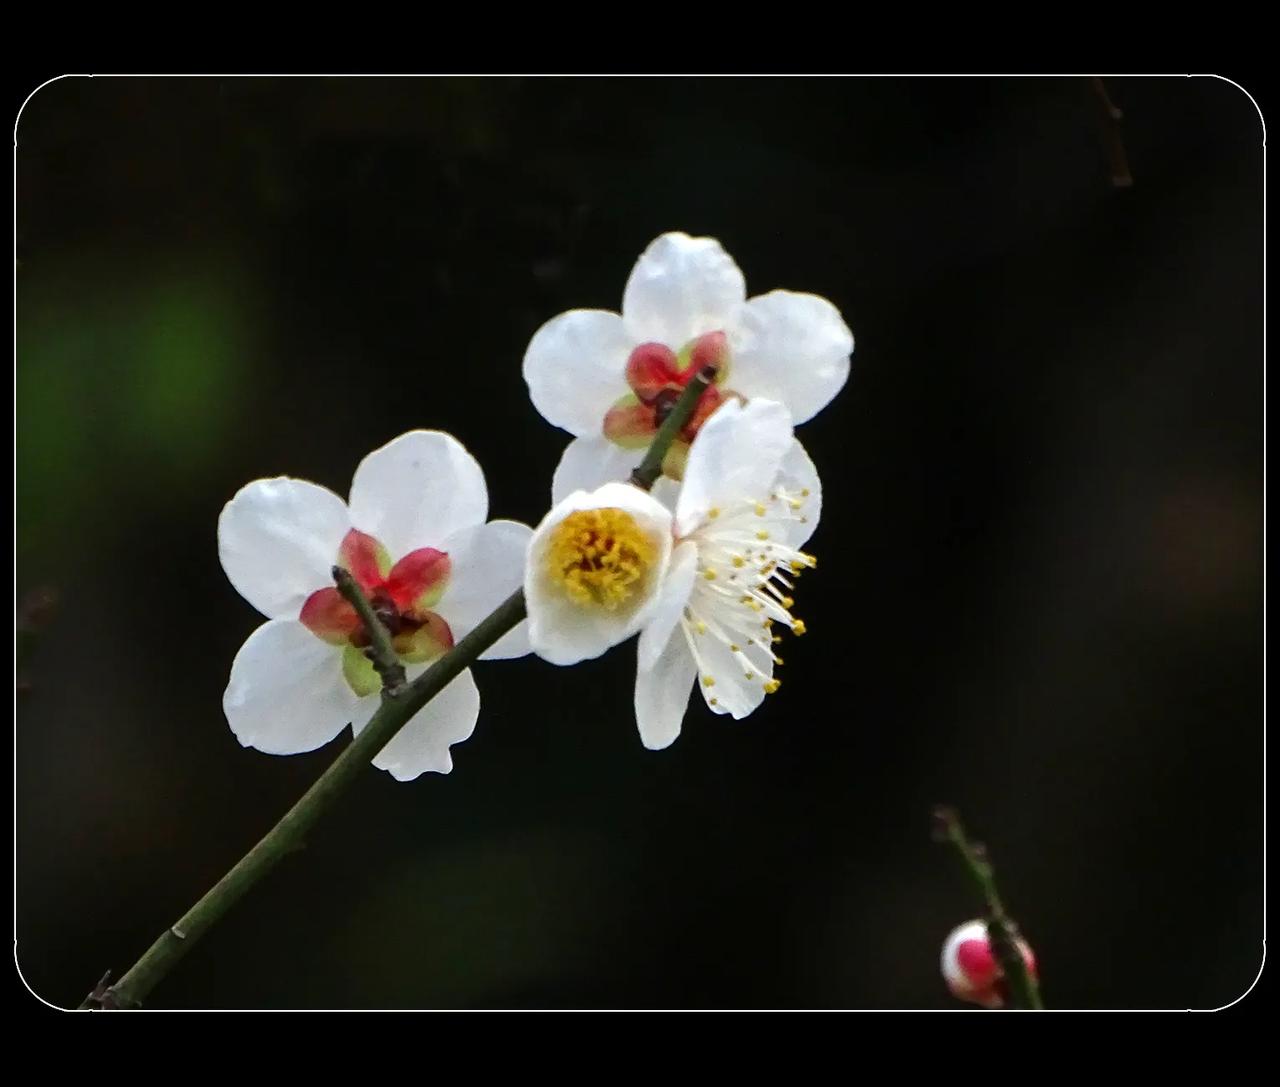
[675,398,795,536]
[637,541,698,672]
[436,519,533,660]
[622,232,747,347]
[223,619,357,754]
[550,435,647,506]
[357,667,480,781]
[649,472,681,513]
[525,482,674,666]
[696,633,773,720]
[522,309,634,437]
[634,626,697,751]
[727,290,854,424]
[218,478,351,619]
[348,430,488,560]
[778,438,823,548]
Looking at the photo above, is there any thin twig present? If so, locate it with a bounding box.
[630,365,716,490]
[1090,77,1134,189]
[332,566,407,695]
[932,805,1043,1010]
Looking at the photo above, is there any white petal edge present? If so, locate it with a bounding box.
[218,477,351,619]
[634,626,698,751]
[525,481,674,666]
[550,435,647,506]
[727,290,854,424]
[637,540,698,672]
[622,232,747,347]
[223,619,358,754]
[523,309,634,438]
[348,430,488,562]
[675,398,795,538]
[357,667,481,781]
[436,519,534,660]
[778,438,823,548]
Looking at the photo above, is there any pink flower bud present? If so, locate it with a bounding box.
[941,920,1038,1008]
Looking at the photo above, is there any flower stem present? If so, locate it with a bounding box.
[333,565,406,694]
[80,373,708,1010]
[629,365,716,491]
[932,805,1044,1010]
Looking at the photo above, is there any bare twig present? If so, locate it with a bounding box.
[1090,77,1134,189]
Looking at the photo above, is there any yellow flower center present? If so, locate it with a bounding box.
[546,507,657,610]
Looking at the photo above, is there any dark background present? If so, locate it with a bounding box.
[15,76,1263,1010]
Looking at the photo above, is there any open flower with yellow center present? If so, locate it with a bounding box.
[524,482,675,666]
[218,431,531,780]
[521,231,853,505]
[525,398,820,750]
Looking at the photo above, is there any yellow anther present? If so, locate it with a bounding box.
[789,499,803,510]
[800,488,810,497]
[709,697,718,706]
[775,657,784,666]
[754,503,767,516]
[703,569,717,581]
[744,671,755,679]
[756,530,769,541]
[790,560,805,574]
[781,596,794,609]
[772,635,782,644]
[702,675,716,688]
[763,679,781,694]
[547,507,656,610]
[732,555,745,568]
[792,620,807,636]
[729,644,740,652]
[708,507,721,519]
[695,620,708,635]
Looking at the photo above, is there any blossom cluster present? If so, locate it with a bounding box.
[218,232,853,778]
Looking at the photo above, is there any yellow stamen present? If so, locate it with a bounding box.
[792,620,807,636]
[763,679,781,694]
[546,507,656,610]
[702,675,716,688]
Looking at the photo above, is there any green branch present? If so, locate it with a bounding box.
[81,374,707,1010]
[933,805,1043,1010]
[630,365,715,490]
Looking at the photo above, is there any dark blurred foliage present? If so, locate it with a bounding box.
[15,77,1262,1009]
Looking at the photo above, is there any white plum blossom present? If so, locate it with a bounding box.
[521,230,854,505]
[218,430,531,781]
[525,398,820,750]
